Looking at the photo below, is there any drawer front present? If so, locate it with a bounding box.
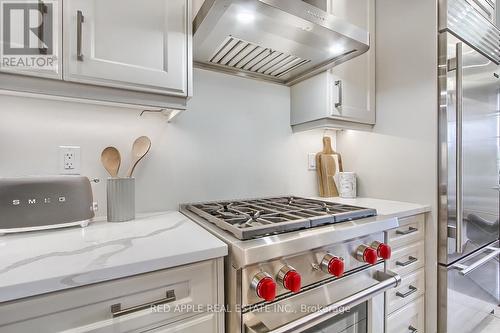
[147,313,217,333]
[386,241,425,276]
[387,296,424,333]
[386,268,425,314]
[0,260,220,333]
[387,215,425,249]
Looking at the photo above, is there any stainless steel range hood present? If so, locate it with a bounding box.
[193,0,370,86]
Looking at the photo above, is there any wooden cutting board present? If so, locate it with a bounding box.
[316,136,343,197]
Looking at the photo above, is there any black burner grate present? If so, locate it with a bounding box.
[186,196,377,240]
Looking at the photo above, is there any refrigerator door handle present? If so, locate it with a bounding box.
[453,246,500,276]
[455,42,464,254]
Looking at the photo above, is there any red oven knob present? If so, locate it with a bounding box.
[321,254,345,277]
[356,245,378,265]
[371,241,392,260]
[277,265,301,293]
[252,272,277,302]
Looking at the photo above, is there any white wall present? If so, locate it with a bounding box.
[0,69,327,214]
[336,1,438,332]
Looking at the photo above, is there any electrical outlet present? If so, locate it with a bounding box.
[308,153,317,170]
[59,146,81,175]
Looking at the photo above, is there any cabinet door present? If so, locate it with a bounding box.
[0,0,62,79]
[386,297,424,333]
[63,0,189,96]
[0,260,220,333]
[328,0,375,124]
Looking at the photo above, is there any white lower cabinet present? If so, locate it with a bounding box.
[386,215,425,249]
[386,297,424,333]
[0,259,224,333]
[385,213,426,332]
[386,241,425,277]
[386,268,425,314]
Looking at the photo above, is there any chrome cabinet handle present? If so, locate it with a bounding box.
[334,80,342,108]
[453,246,500,276]
[455,42,464,253]
[245,271,401,333]
[396,256,418,267]
[38,2,48,54]
[396,285,417,298]
[77,10,84,61]
[110,290,176,317]
[408,325,418,333]
[396,226,418,235]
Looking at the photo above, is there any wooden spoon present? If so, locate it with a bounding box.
[101,146,121,178]
[126,136,152,177]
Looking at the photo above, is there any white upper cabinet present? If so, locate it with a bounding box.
[328,0,375,124]
[63,0,190,96]
[291,0,375,131]
[0,0,62,79]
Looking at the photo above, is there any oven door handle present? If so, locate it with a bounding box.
[245,270,402,333]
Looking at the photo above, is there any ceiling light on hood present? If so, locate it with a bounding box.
[193,0,369,86]
[236,11,256,24]
[329,44,346,55]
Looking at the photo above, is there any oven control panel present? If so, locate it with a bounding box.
[242,233,391,306]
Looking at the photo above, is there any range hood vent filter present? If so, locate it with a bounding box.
[209,36,311,78]
[193,0,370,85]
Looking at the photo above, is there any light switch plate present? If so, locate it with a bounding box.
[308,153,317,170]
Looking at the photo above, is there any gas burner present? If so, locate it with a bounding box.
[185,196,377,240]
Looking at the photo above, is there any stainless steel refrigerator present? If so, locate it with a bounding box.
[438,1,500,332]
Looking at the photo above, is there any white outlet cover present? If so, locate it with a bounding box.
[59,146,81,175]
[308,153,317,170]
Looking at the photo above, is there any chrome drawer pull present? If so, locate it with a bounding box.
[408,325,418,333]
[396,226,418,235]
[110,290,176,317]
[396,285,417,298]
[396,256,418,267]
[76,10,84,61]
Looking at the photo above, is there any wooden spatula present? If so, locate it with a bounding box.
[126,136,152,177]
[101,146,121,178]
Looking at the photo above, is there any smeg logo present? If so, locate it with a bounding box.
[12,196,67,206]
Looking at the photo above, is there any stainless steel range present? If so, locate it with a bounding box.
[180,196,402,333]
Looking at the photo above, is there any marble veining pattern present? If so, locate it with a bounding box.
[0,211,227,303]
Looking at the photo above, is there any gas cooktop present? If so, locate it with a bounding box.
[182,196,377,240]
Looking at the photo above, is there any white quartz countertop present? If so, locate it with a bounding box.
[318,197,431,218]
[0,211,227,303]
